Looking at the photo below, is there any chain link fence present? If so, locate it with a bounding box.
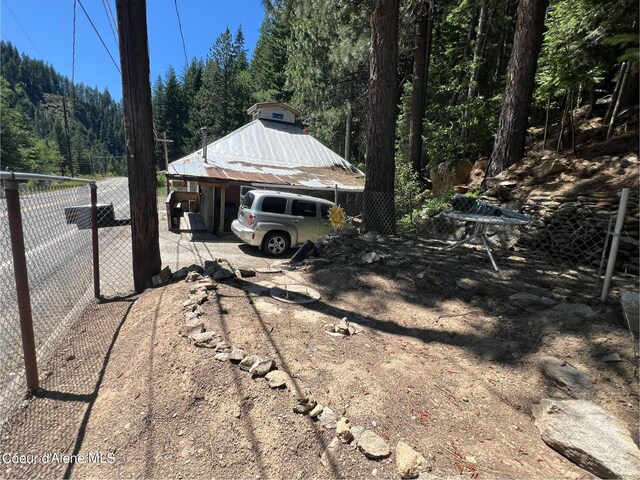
[0,174,134,421]
[335,186,637,300]
[402,188,637,298]
[93,178,134,296]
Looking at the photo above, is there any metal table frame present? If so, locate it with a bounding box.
[443,209,531,271]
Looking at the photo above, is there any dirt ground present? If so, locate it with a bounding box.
[3,233,637,479]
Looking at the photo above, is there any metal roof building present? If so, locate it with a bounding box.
[166,103,364,235]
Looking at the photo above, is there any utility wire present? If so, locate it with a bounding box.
[77,0,121,74]
[72,0,77,87]
[2,0,43,57]
[173,0,188,66]
[101,0,118,47]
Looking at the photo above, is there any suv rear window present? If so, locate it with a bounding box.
[260,196,287,214]
[292,200,317,217]
[242,191,255,209]
[321,205,331,219]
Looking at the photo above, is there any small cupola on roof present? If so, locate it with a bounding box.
[247,102,301,125]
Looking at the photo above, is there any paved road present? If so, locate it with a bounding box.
[0,177,132,418]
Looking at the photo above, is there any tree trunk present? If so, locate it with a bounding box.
[556,89,569,153]
[607,61,631,140]
[408,0,433,174]
[462,0,489,141]
[364,0,399,234]
[604,62,627,124]
[485,0,548,178]
[494,0,518,83]
[116,0,162,293]
[542,93,551,149]
[344,107,352,164]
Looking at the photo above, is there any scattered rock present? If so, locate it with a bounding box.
[265,370,292,389]
[601,353,622,362]
[239,355,258,371]
[185,271,203,283]
[532,398,640,480]
[65,354,76,362]
[152,266,172,287]
[509,292,557,308]
[212,268,235,281]
[340,227,358,238]
[309,404,324,418]
[172,266,188,281]
[350,425,365,445]
[248,357,275,376]
[214,352,230,362]
[181,323,204,337]
[187,263,204,274]
[182,317,204,331]
[189,331,219,347]
[534,159,566,180]
[359,251,380,265]
[228,348,247,363]
[318,406,339,429]
[333,317,358,336]
[362,231,382,242]
[237,267,256,278]
[183,292,208,308]
[336,417,353,443]
[291,384,317,414]
[320,437,341,470]
[550,303,597,321]
[538,356,593,399]
[357,430,391,459]
[195,279,217,290]
[214,341,232,353]
[396,441,428,479]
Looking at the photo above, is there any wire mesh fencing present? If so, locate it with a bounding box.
[0,174,135,421]
[406,188,638,299]
[0,179,93,419]
[94,178,134,296]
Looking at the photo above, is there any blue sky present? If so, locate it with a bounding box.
[1,0,265,100]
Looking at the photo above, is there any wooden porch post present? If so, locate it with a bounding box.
[219,184,226,237]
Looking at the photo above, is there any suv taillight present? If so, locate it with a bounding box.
[248,213,254,226]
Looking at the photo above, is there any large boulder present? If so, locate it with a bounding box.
[430,159,473,196]
[620,289,639,333]
[532,398,640,480]
[538,356,593,399]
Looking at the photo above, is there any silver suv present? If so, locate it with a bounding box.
[231,190,334,256]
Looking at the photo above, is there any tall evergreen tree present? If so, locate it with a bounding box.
[364,0,400,234]
[486,0,548,177]
[197,27,252,140]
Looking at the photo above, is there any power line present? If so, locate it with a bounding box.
[76,0,121,74]
[2,0,43,57]
[173,0,188,66]
[72,0,77,87]
[101,0,119,47]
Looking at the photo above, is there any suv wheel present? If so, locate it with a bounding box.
[263,232,290,256]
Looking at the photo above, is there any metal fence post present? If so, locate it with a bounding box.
[5,179,39,392]
[601,187,630,302]
[90,183,100,299]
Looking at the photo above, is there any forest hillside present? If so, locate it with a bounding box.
[1,0,637,192]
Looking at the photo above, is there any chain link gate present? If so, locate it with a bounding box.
[0,173,134,421]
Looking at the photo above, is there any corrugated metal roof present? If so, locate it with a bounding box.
[168,119,364,191]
